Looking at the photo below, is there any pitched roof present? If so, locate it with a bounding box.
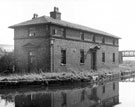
[9,16,120,39]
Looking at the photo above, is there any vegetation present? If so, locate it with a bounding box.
[119,60,135,72]
[0,52,14,74]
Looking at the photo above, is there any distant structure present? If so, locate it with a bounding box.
[0,44,14,58]
[119,50,135,63]
[0,48,5,58]
[9,7,120,72]
[0,44,14,52]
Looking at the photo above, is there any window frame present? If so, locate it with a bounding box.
[28,51,36,64]
[102,37,105,44]
[113,39,115,45]
[80,32,84,40]
[80,49,85,64]
[92,35,95,42]
[102,52,105,63]
[28,27,36,37]
[102,85,105,93]
[52,29,57,35]
[60,28,66,38]
[61,49,66,65]
[113,82,115,90]
[113,53,115,62]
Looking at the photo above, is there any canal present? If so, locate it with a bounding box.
[0,78,134,107]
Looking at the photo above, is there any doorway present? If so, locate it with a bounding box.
[28,51,36,72]
[91,50,97,70]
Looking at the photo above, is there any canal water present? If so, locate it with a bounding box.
[0,78,134,107]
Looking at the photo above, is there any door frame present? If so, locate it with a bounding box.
[91,49,97,70]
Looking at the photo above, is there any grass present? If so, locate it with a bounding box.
[0,67,121,82]
[0,72,93,82]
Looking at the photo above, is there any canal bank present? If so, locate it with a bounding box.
[1,60,135,88]
[0,67,135,88]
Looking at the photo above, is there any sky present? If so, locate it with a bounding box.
[0,0,135,51]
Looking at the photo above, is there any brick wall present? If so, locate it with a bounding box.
[51,25,118,46]
[14,25,50,72]
[52,38,118,72]
[14,25,49,39]
[50,25,119,72]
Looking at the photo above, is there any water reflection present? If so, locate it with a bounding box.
[0,81,119,107]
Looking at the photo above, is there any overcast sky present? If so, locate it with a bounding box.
[0,0,135,51]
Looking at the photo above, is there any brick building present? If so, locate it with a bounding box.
[9,7,120,73]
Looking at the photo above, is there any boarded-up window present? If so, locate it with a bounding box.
[60,28,66,38]
[92,35,95,42]
[61,49,66,65]
[116,39,119,46]
[113,39,115,45]
[102,37,105,43]
[102,52,105,62]
[80,50,85,63]
[80,32,84,40]
[53,28,66,38]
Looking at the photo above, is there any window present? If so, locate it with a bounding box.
[80,50,85,64]
[102,52,105,62]
[28,27,36,37]
[102,85,105,93]
[113,53,115,62]
[92,35,95,42]
[113,82,115,90]
[28,51,36,64]
[113,39,115,45]
[80,32,84,40]
[61,49,66,65]
[102,37,105,43]
[61,92,67,106]
[60,28,66,38]
[116,39,119,46]
[53,29,57,35]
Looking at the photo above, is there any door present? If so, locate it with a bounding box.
[28,51,36,72]
[91,50,97,70]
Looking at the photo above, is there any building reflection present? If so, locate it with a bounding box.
[0,81,119,107]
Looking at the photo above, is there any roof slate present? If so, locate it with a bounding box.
[9,16,120,39]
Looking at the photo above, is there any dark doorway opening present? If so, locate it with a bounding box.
[91,50,97,70]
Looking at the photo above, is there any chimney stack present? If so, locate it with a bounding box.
[50,7,61,20]
[32,13,38,19]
